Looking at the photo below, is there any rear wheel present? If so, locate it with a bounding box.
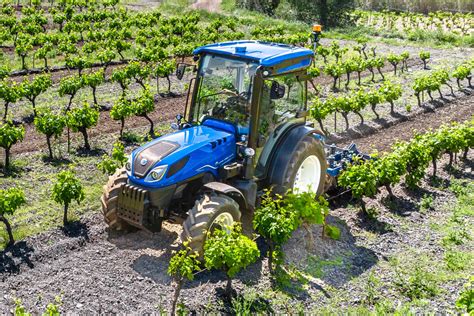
[181,194,241,256]
[101,168,131,230]
[271,135,327,195]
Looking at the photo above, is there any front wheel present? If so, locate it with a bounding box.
[181,194,241,256]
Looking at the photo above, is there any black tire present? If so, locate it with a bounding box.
[181,194,241,256]
[100,168,131,230]
[270,135,327,195]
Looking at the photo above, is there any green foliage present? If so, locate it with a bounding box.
[419,194,434,211]
[452,64,471,81]
[81,69,105,105]
[456,277,474,313]
[285,191,329,227]
[21,74,52,113]
[111,67,132,94]
[444,250,472,272]
[253,191,298,248]
[59,75,83,110]
[0,121,25,169]
[0,121,24,152]
[379,80,402,106]
[52,169,85,225]
[97,142,128,175]
[67,103,100,130]
[419,50,430,61]
[168,242,200,281]
[0,187,26,246]
[374,151,406,197]
[339,159,378,199]
[34,110,66,139]
[0,79,23,119]
[14,299,31,316]
[0,187,26,217]
[394,264,439,300]
[34,109,66,158]
[132,88,155,116]
[204,223,259,278]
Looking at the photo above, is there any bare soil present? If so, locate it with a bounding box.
[0,152,471,313]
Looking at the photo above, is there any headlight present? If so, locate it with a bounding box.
[244,147,255,157]
[125,155,132,172]
[147,165,168,182]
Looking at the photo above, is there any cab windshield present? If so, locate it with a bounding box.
[193,55,258,131]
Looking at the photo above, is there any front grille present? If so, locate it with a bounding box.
[117,184,149,227]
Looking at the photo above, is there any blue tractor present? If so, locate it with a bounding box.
[101,40,363,254]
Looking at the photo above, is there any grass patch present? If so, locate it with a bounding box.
[304,255,344,279]
[394,262,440,300]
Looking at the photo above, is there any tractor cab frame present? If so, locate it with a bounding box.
[181,40,316,186]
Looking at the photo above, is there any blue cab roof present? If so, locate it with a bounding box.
[193,40,314,67]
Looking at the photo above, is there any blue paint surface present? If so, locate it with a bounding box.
[129,124,236,188]
[193,40,314,68]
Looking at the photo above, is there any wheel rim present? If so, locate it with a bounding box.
[293,155,321,193]
[210,212,234,232]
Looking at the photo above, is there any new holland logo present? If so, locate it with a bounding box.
[140,158,148,166]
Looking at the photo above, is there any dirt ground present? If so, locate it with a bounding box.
[0,151,472,313]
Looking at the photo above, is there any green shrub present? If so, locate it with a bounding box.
[66,103,99,151]
[34,110,66,159]
[0,187,26,247]
[253,191,298,274]
[52,169,85,226]
[204,223,259,299]
[167,242,200,315]
[0,122,25,171]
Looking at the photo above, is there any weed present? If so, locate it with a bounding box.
[419,194,434,212]
[305,255,344,279]
[231,291,272,315]
[456,277,474,313]
[442,228,471,246]
[444,250,472,272]
[394,264,439,299]
[365,206,379,220]
[121,131,144,144]
[231,295,253,315]
[449,179,472,197]
[363,271,381,305]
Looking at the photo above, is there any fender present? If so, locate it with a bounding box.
[266,124,325,186]
[202,182,248,211]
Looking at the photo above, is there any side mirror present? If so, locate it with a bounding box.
[171,122,179,130]
[270,81,285,99]
[176,64,186,80]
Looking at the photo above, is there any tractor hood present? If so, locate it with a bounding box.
[128,123,237,188]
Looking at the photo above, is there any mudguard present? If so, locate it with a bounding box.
[266,124,325,186]
[202,182,248,211]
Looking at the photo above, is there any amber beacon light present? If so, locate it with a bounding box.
[312,24,322,51]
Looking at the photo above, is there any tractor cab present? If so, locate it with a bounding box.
[180,40,314,181]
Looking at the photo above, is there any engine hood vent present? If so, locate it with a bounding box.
[133,140,179,177]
